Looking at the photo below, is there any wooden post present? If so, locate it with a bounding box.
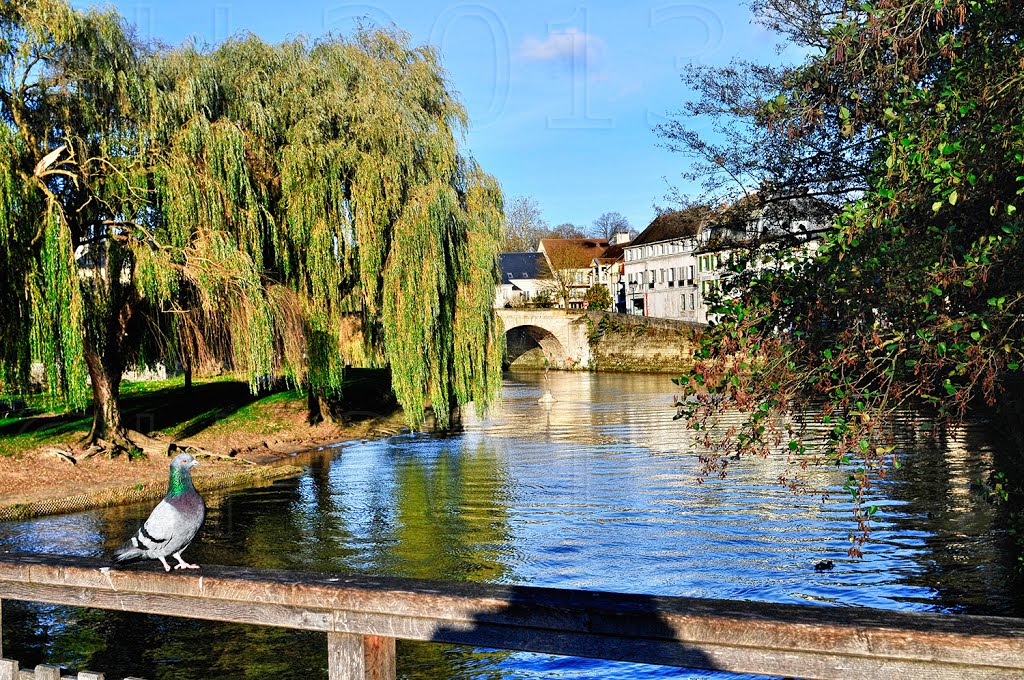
[0,659,16,680]
[327,633,395,680]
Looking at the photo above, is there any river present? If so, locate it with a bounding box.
[1,371,1020,678]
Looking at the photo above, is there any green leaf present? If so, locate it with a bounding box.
[948,190,958,205]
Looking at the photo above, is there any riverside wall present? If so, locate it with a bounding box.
[583,312,702,374]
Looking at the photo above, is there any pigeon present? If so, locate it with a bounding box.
[113,452,206,572]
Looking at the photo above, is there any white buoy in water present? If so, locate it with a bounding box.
[539,362,555,403]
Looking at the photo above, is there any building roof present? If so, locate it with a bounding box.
[539,238,611,269]
[629,207,712,247]
[594,242,626,265]
[499,252,550,281]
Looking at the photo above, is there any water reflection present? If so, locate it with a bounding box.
[1,371,1021,679]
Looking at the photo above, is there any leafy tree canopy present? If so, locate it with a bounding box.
[0,0,504,445]
[584,283,613,311]
[666,0,1024,555]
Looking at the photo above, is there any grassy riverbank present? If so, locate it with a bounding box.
[0,370,405,519]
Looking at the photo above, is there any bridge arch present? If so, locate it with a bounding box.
[495,309,592,370]
[503,324,566,369]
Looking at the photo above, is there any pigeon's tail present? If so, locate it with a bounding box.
[112,539,145,564]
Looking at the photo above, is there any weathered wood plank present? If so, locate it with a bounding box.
[76,672,103,680]
[0,659,16,680]
[0,553,1022,680]
[327,633,395,680]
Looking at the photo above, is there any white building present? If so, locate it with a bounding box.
[624,200,827,322]
[496,252,551,308]
[623,209,708,321]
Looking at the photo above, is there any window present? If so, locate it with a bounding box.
[690,293,696,309]
[681,293,687,310]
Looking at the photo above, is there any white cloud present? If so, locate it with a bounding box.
[519,28,606,64]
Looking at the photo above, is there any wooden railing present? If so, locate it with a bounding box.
[0,552,1022,679]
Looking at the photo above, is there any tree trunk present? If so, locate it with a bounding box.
[182,353,193,390]
[307,388,329,425]
[84,349,125,443]
[81,258,135,446]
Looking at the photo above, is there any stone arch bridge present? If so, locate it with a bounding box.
[496,309,592,369]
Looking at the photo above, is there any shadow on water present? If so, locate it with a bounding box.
[882,415,1024,617]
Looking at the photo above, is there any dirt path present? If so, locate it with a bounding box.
[0,407,408,521]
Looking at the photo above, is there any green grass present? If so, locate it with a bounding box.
[0,375,299,457]
[0,369,398,458]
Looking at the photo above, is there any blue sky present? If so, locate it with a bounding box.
[75,1,795,234]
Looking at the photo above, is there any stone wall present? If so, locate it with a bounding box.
[583,312,702,374]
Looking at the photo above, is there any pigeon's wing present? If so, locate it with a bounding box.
[113,498,178,562]
[139,499,183,548]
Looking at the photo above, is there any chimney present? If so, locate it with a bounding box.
[610,232,631,246]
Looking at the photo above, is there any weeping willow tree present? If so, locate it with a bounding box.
[149,30,505,429]
[0,0,504,449]
[0,0,151,441]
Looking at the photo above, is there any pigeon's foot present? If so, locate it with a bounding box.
[157,556,172,572]
[173,552,200,569]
